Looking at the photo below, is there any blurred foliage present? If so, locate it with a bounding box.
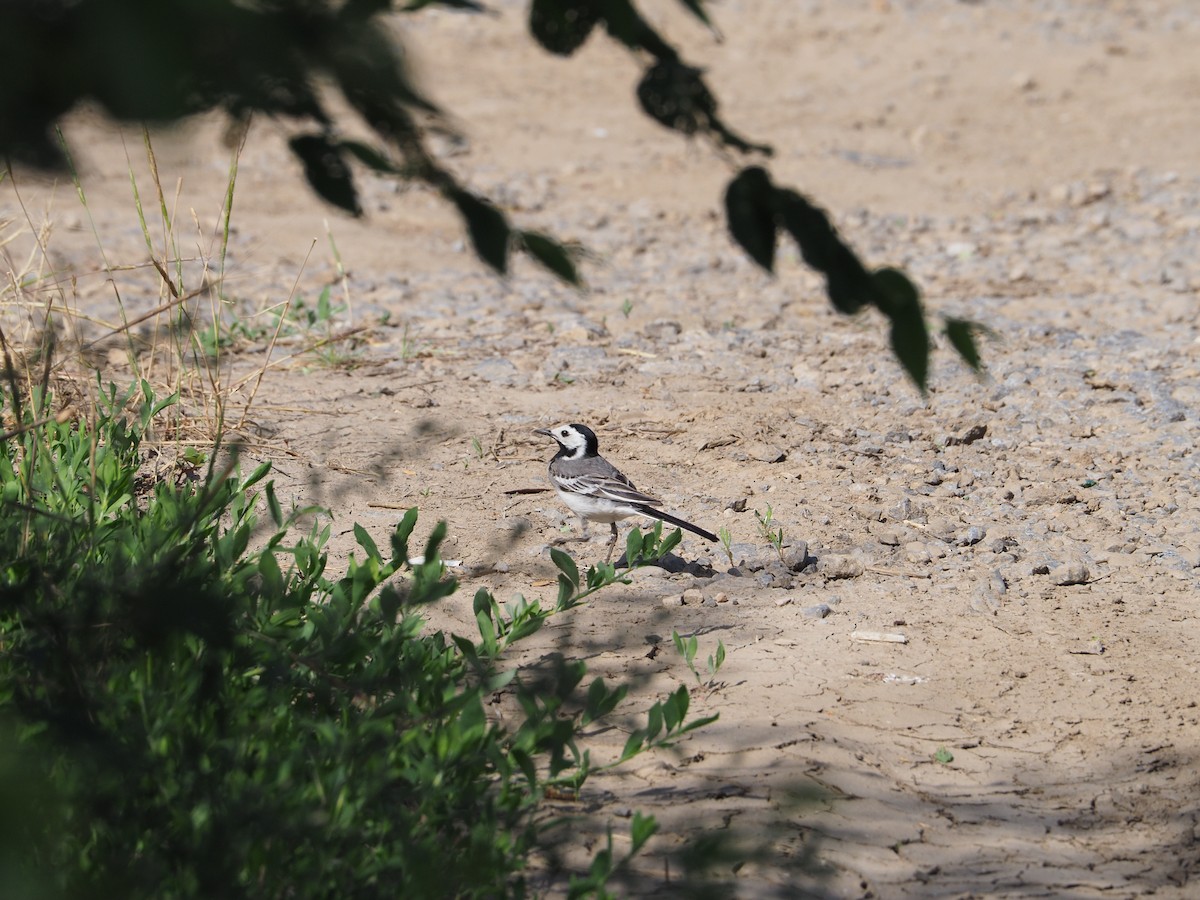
[0,0,981,387]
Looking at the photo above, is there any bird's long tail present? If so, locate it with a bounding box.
[636,505,718,542]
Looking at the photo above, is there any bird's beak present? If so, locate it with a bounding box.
[533,428,552,438]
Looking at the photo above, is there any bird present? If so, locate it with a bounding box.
[534,423,718,562]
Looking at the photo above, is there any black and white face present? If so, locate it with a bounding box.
[536,423,597,458]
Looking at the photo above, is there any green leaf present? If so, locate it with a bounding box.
[529,0,601,56]
[625,528,644,566]
[289,135,362,216]
[873,268,930,393]
[945,316,984,372]
[645,701,664,741]
[630,811,659,854]
[476,609,498,656]
[550,547,580,590]
[354,523,381,564]
[258,550,282,597]
[724,166,777,272]
[265,481,283,528]
[241,461,273,492]
[448,188,510,274]
[667,685,690,726]
[473,587,496,621]
[663,689,684,732]
[934,746,954,765]
[712,639,725,672]
[620,729,646,763]
[392,507,419,562]
[518,230,582,286]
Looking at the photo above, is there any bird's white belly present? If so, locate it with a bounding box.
[556,487,633,523]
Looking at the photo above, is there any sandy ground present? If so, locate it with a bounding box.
[4,1,1200,896]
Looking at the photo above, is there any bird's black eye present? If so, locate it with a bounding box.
[560,430,568,437]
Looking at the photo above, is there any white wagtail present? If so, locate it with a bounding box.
[535,423,718,562]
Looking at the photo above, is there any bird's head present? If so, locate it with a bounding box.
[534,423,598,459]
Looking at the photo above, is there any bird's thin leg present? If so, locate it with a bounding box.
[605,523,619,564]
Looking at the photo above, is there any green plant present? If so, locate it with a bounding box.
[718,525,735,568]
[0,383,717,898]
[754,504,785,565]
[672,629,727,691]
[620,297,634,318]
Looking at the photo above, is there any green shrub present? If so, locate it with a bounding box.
[0,382,710,898]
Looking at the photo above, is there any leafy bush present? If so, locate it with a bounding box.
[0,381,711,898]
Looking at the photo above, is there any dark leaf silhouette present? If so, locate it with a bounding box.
[675,0,721,39]
[945,317,984,372]
[724,166,777,272]
[519,231,583,286]
[340,140,402,175]
[873,268,930,392]
[601,0,678,58]
[777,188,871,314]
[529,0,601,56]
[637,59,717,137]
[289,135,361,215]
[401,0,488,11]
[450,189,510,275]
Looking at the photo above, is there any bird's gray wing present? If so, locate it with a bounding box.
[558,462,663,507]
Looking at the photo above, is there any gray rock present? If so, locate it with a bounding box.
[875,528,903,546]
[783,541,810,572]
[802,603,832,619]
[958,526,987,546]
[820,555,865,579]
[1050,563,1090,586]
[905,542,932,564]
[929,518,958,543]
[888,497,918,522]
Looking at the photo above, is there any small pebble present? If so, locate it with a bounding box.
[682,588,704,604]
[775,596,793,608]
[803,603,832,619]
[663,595,685,608]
